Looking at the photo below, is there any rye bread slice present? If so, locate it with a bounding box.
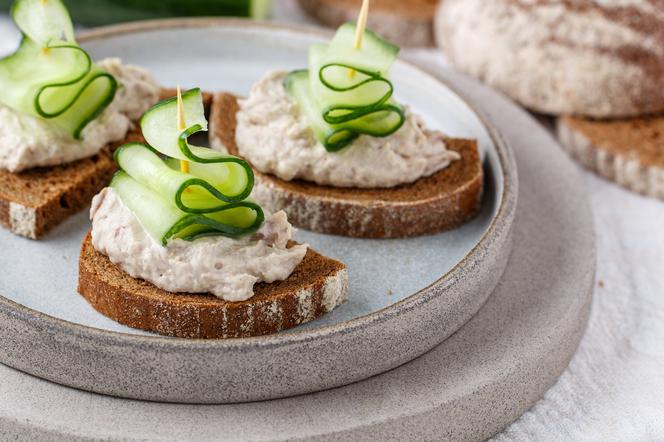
[0,88,208,240]
[557,115,664,200]
[78,232,348,339]
[209,92,483,238]
[0,127,145,239]
[297,0,438,47]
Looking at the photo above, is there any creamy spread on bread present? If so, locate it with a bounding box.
[231,70,460,188]
[90,187,308,302]
[0,58,159,173]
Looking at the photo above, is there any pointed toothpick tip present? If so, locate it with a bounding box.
[175,85,189,173]
[176,85,186,131]
[349,0,370,78]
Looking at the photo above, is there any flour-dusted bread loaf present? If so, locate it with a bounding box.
[557,115,664,200]
[435,0,664,118]
[78,233,349,339]
[210,92,483,238]
[298,0,438,47]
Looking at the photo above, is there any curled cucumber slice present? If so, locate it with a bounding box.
[113,89,263,245]
[111,171,263,246]
[287,22,405,152]
[116,143,252,213]
[0,0,116,139]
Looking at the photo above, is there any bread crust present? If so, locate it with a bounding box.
[557,115,664,200]
[210,92,483,238]
[297,0,437,47]
[78,233,349,339]
[435,0,664,118]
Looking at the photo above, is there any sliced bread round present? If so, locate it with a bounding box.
[209,92,483,238]
[435,0,664,118]
[557,115,664,200]
[297,0,438,47]
[78,233,348,339]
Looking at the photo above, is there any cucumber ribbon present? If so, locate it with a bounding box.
[112,89,264,246]
[286,23,405,152]
[0,0,117,139]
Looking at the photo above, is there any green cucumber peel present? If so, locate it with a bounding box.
[113,89,263,245]
[0,0,117,139]
[287,22,404,152]
[317,63,395,124]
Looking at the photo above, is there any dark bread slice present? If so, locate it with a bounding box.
[78,232,348,339]
[297,0,438,47]
[0,127,144,239]
[557,115,664,200]
[0,88,204,240]
[210,92,483,238]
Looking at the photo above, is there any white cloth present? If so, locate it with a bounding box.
[496,172,664,441]
[1,2,662,439]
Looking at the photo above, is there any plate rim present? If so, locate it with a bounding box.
[0,18,518,350]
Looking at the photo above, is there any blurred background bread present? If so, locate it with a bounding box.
[557,115,664,199]
[435,0,664,200]
[435,0,664,119]
[298,0,438,47]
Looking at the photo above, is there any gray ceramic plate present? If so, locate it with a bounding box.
[0,19,516,404]
[0,60,594,441]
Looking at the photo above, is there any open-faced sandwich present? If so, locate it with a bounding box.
[210,22,483,238]
[78,88,348,339]
[0,0,160,239]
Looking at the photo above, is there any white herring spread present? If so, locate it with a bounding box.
[234,71,461,188]
[90,187,308,302]
[0,58,160,173]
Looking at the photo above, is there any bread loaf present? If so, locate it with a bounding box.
[435,0,664,118]
[298,0,438,47]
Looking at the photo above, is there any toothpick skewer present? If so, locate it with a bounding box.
[354,0,370,49]
[349,0,370,79]
[176,86,189,174]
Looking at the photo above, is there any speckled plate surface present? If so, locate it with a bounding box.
[0,36,594,440]
[0,20,516,404]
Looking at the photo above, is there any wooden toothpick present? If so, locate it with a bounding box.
[176,86,189,174]
[354,0,370,49]
[349,0,370,79]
